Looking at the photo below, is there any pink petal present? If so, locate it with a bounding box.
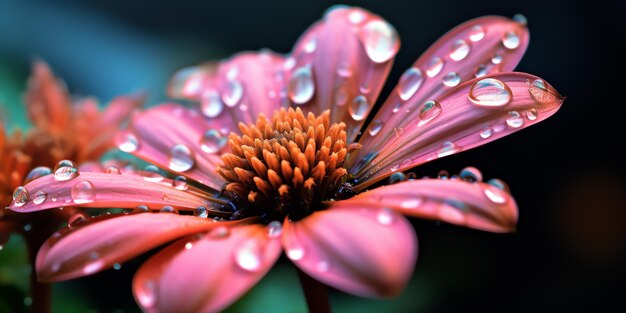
[168,51,286,128]
[7,172,212,213]
[284,6,398,142]
[133,223,281,313]
[283,206,417,297]
[340,178,518,233]
[356,16,528,160]
[117,104,227,190]
[350,72,564,189]
[24,60,73,133]
[36,213,243,282]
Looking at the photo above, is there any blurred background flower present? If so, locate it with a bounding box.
[1,0,625,312]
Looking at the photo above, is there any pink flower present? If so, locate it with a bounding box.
[8,7,563,313]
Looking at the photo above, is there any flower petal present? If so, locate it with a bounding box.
[350,72,564,189]
[117,104,226,190]
[36,213,240,282]
[340,179,518,233]
[283,206,417,297]
[7,172,212,213]
[168,51,286,127]
[285,6,398,142]
[24,60,72,133]
[133,223,281,313]
[356,16,528,160]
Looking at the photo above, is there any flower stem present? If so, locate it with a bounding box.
[25,230,51,313]
[296,267,332,313]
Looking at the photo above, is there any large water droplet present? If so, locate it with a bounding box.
[349,95,370,121]
[469,25,485,42]
[417,100,442,126]
[437,141,460,157]
[288,67,315,105]
[71,180,96,204]
[32,191,47,205]
[450,40,471,61]
[529,79,560,103]
[484,185,507,204]
[442,72,461,87]
[459,166,483,182]
[267,221,282,238]
[25,166,52,183]
[359,20,399,63]
[12,186,29,207]
[376,207,395,225]
[142,165,164,182]
[172,176,188,190]
[502,31,520,49]
[54,160,78,181]
[200,129,227,154]
[194,206,208,218]
[468,78,513,107]
[397,68,423,100]
[200,90,224,118]
[169,144,195,172]
[221,79,244,107]
[480,126,493,139]
[426,57,445,77]
[506,111,524,128]
[368,119,383,136]
[526,108,538,120]
[234,239,262,272]
[119,133,139,153]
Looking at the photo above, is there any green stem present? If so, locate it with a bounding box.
[296,267,332,313]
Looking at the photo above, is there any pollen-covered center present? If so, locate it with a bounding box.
[217,107,348,221]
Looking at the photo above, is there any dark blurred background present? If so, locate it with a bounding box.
[1,0,625,312]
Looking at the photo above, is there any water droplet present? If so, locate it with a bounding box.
[442,72,461,87]
[234,239,262,272]
[400,197,423,209]
[160,206,177,214]
[336,63,352,78]
[389,161,400,172]
[194,206,208,218]
[105,166,121,175]
[119,133,139,152]
[513,14,528,26]
[368,119,383,136]
[23,296,32,306]
[526,108,538,120]
[283,57,296,71]
[23,224,32,232]
[484,185,507,204]
[209,226,230,239]
[437,141,460,157]
[417,100,442,126]
[24,166,52,183]
[286,246,305,261]
[480,126,493,139]
[397,68,423,100]
[169,144,195,172]
[113,263,122,270]
[267,221,282,238]
[528,79,560,103]
[304,37,317,53]
[201,90,224,118]
[502,31,520,49]
[12,186,29,207]
[506,111,524,128]
[468,78,512,107]
[222,79,244,107]
[142,165,164,182]
[487,178,510,193]
[71,180,96,204]
[426,57,445,77]
[185,242,193,250]
[376,208,395,225]
[469,25,485,42]
[348,9,366,24]
[137,280,157,308]
[200,129,227,154]
[135,205,150,212]
[32,191,47,204]
[172,176,188,190]
[491,53,503,64]
[475,64,488,78]
[358,20,399,63]
[349,95,370,121]
[288,67,315,105]
[53,160,78,181]
[450,40,471,61]
[459,167,483,182]
[389,172,406,184]
[83,260,105,275]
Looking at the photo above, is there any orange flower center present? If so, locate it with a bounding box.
[217,107,349,221]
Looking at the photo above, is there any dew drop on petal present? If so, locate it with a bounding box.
[442,72,461,87]
[71,180,96,204]
[137,280,157,308]
[487,178,510,193]
[349,95,370,121]
[376,207,395,225]
[25,166,52,183]
[348,8,366,24]
[304,37,317,53]
[23,224,32,232]
[450,39,471,61]
[185,242,193,250]
[358,20,399,63]
[469,25,485,42]
[389,161,400,172]
[502,31,520,49]
[194,206,208,218]
[334,86,348,106]
[506,111,524,128]
[12,186,29,207]
[397,68,423,100]
[119,133,139,153]
[200,129,227,154]
[200,90,224,118]
[105,166,121,175]
[169,144,195,172]
[528,79,560,103]
[491,53,503,64]
[400,197,423,209]
[53,160,78,181]
[426,57,445,77]
[32,191,47,205]
[160,206,178,214]
[222,79,244,107]
[418,100,442,126]
[135,205,150,212]
[368,119,383,136]
[288,67,315,105]
[480,126,493,139]
[113,263,122,270]
[286,246,305,261]
[142,165,164,182]
[336,63,352,78]
[526,108,538,120]
[459,166,483,182]
[234,239,262,272]
[209,226,230,239]
[83,260,105,275]
[267,221,282,238]
[484,185,507,204]
[172,176,188,190]
[513,14,528,26]
[468,78,513,107]
[437,141,460,157]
